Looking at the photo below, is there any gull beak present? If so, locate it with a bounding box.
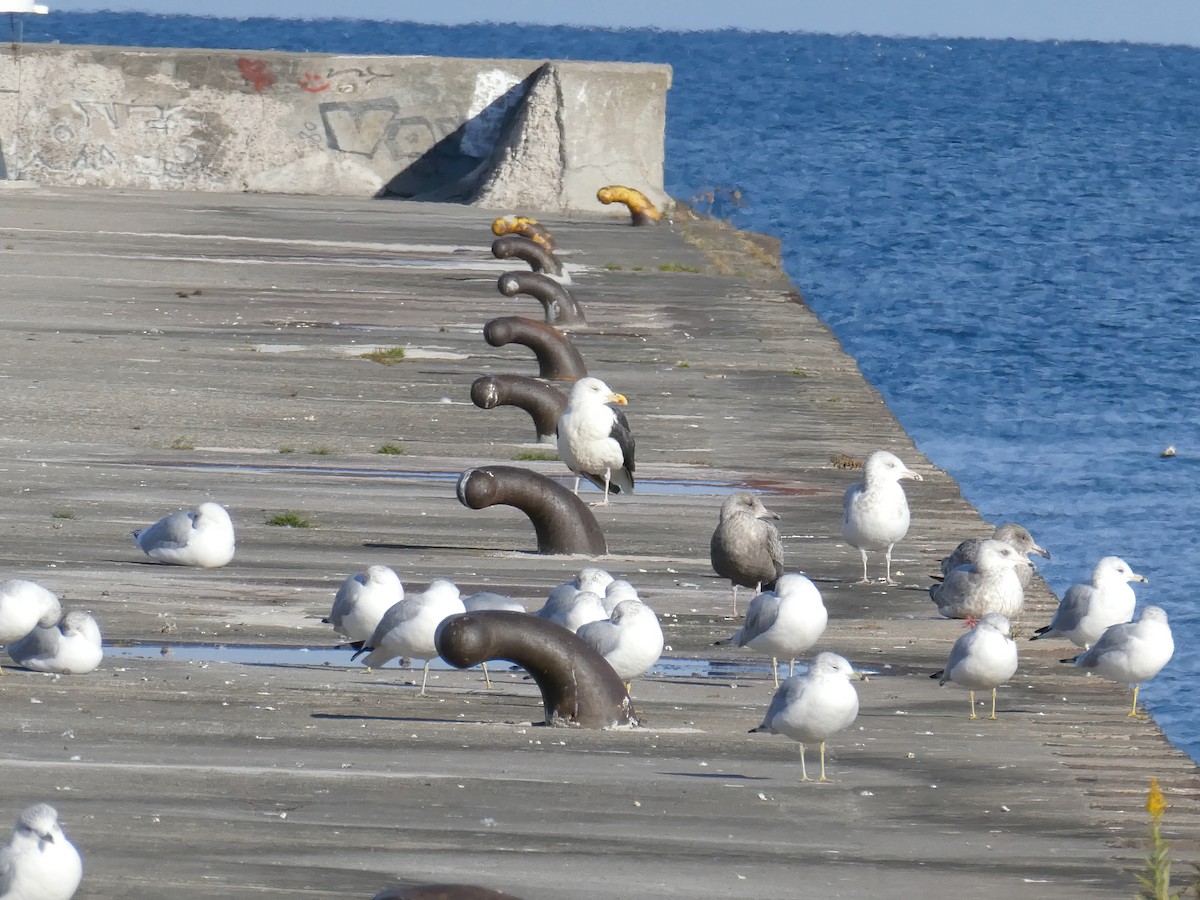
[902,468,924,482]
[853,669,870,683]
[1032,544,1051,560]
[1134,573,1149,584]
[759,507,781,521]
[608,392,628,406]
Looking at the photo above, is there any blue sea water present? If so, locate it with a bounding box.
[22,14,1200,758]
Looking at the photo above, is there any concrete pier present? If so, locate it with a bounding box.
[0,185,1195,899]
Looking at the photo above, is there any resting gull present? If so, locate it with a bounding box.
[534,589,607,633]
[0,803,82,900]
[1031,556,1145,649]
[841,450,922,585]
[0,580,61,648]
[131,501,235,568]
[710,492,783,617]
[323,565,404,644]
[931,613,1018,719]
[930,539,1027,620]
[723,573,827,688]
[353,580,465,694]
[576,598,664,692]
[941,523,1049,590]
[750,652,864,782]
[1065,605,1174,717]
[556,377,635,506]
[601,579,640,615]
[6,610,103,676]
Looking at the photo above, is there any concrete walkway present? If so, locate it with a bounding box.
[0,185,1195,899]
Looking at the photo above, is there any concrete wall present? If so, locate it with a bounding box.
[0,43,672,213]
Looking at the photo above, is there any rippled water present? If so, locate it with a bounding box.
[25,13,1200,758]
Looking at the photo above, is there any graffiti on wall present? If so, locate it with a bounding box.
[314,98,457,162]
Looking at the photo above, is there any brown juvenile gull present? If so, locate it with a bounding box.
[723,573,827,688]
[556,377,635,506]
[940,523,1050,590]
[931,613,1019,719]
[1031,556,1146,649]
[749,652,865,782]
[709,492,783,617]
[930,539,1028,620]
[841,450,923,585]
[1064,605,1173,717]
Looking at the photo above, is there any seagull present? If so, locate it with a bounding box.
[460,592,527,689]
[930,539,1027,620]
[724,573,827,688]
[601,579,640,615]
[576,599,664,692]
[931,613,1018,719]
[940,523,1050,590]
[556,377,635,506]
[543,567,613,612]
[0,803,83,900]
[323,565,404,644]
[352,580,465,694]
[0,580,62,648]
[1030,556,1146,649]
[710,492,783,617]
[749,652,864,782]
[842,450,923,585]
[131,501,235,568]
[6,611,103,675]
[534,589,607,633]
[1065,605,1174,718]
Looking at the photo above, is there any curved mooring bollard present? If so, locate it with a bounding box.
[597,185,662,226]
[470,374,567,444]
[491,235,566,279]
[497,271,585,326]
[436,610,637,728]
[482,316,587,382]
[457,465,607,556]
[491,215,557,252]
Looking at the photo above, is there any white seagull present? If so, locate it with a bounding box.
[601,579,640,615]
[1031,556,1146,649]
[932,613,1019,719]
[0,803,83,900]
[1066,605,1174,718]
[131,501,235,568]
[0,580,62,648]
[842,450,923,585]
[6,611,103,676]
[352,580,465,694]
[534,589,607,633]
[930,539,1028,620]
[750,652,865,782]
[323,565,404,644]
[576,598,664,691]
[556,377,635,506]
[725,573,827,688]
[940,523,1050,590]
[710,492,784,617]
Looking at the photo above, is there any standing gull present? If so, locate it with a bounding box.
[710,492,783,617]
[749,652,864,782]
[556,377,635,506]
[724,573,827,688]
[930,539,1028,620]
[941,523,1050,590]
[0,803,83,900]
[1065,605,1174,717]
[461,592,526,689]
[6,611,103,676]
[131,501,235,568]
[1031,556,1146,649]
[841,450,923,585]
[931,613,1018,719]
[323,565,404,644]
[353,580,466,694]
[576,599,664,692]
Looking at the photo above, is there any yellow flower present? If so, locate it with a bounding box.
[1147,777,1168,818]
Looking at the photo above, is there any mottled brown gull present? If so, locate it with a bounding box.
[709,492,783,617]
[941,522,1050,590]
[930,539,1028,620]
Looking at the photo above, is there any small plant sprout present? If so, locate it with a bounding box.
[359,346,406,365]
[265,511,313,528]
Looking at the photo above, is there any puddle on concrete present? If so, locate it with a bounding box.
[105,643,767,680]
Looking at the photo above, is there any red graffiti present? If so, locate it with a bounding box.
[237,58,275,93]
[299,72,332,93]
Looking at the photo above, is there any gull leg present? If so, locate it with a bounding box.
[482,661,493,690]
[856,549,871,585]
[419,660,432,696]
[968,689,977,719]
[590,470,613,507]
[884,543,898,585]
[624,680,632,694]
[788,658,796,677]
[1128,683,1147,718]
[730,584,739,618]
[989,687,998,720]
[799,743,811,782]
[771,657,779,689]
[573,476,581,495]
[818,741,829,782]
